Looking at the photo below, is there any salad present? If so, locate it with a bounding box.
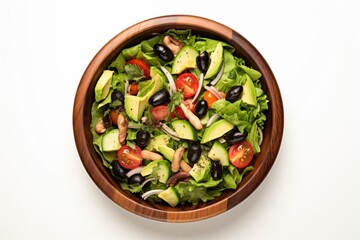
[90,29,268,207]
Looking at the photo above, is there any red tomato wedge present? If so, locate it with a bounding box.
[203,90,225,108]
[150,105,170,121]
[175,73,199,98]
[228,141,254,168]
[129,82,139,95]
[127,59,150,79]
[110,109,118,125]
[117,145,143,170]
[174,105,186,119]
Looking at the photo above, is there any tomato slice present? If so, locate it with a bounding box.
[150,105,170,121]
[117,145,143,170]
[110,109,118,125]
[127,59,150,79]
[203,90,225,108]
[129,82,139,95]
[175,73,199,98]
[228,141,254,168]
[174,105,186,119]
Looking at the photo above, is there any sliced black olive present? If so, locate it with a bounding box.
[211,160,223,180]
[135,130,150,148]
[225,85,243,103]
[148,89,170,106]
[128,174,145,184]
[102,114,112,128]
[224,128,248,144]
[111,89,124,104]
[196,51,210,73]
[111,160,128,179]
[187,143,202,164]
[154,43,174,62]
[194,100,208,118]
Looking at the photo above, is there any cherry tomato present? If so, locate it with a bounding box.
[129,82,139,95]
[117,145,143,170]
[110,109,118,125]
[174,105,186,119]
[150,105,169,121]
[175,73,199,98]
[203,90,225,108]
[228,141,254,169]
[127,59,150,79]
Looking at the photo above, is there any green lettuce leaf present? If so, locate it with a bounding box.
[175,182,215,205]
[109,52,126,73]
[211,99,250,132]
[222,165,254,189]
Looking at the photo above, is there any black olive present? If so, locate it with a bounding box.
[102,114,112,128]
[111,160,128,179]
[224,129,248,144]
[187,143,202,164]
[136,130,150,148]
[154,44,174,62]
[194,100,208,118]
[148,89,170,106]
[211,160,223,180]
[111,89,124,104]
[196,51,210,73]
[128,174,145,184]
[225,85,243,103]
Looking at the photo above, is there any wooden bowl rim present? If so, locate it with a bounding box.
[73,14,284,223]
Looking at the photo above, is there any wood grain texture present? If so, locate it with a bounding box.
[73,15,284,222]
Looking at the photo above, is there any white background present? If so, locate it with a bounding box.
[1,0,360,239]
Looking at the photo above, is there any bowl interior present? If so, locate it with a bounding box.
[73,15,283,222]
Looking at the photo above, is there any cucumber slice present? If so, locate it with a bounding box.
[102,129,121,152]
[141,160,171,184]
[208,141,229,166]
[171,120,198,141]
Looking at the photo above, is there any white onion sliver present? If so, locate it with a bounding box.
[206,113,220,127]
[258,127,263,146]
[160,66,176,96]
[126,166,144,178]
[204,85,222,100]
[141,189,164,200]
[191,73,204,104]
[210,62,225,86]
[140,177,156,188]
[162,124,179,138]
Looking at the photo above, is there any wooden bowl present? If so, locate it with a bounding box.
[73,15,284,222]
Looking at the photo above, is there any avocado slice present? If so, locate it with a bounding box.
[158,187,180,207]
[95,70,114,102]
[204,42,223,79]
[189,154,211,182]
[124,67,164,121]
[158,145,175,161]
[241,74,257,106]
[171,120,198,141]
[201,119,234,144]
[171,46,199,74]
[208,141,229,166]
